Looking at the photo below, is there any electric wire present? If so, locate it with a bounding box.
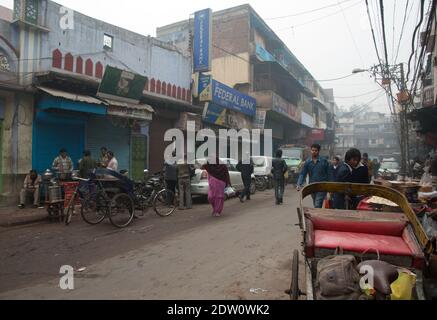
[394,0,412,64]
[265,0,354,20]
[406,0,425,84]
[365,0,383,64]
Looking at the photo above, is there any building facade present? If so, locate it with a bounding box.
[157,5,336,157]
[335,110,400,160]
[0,0,196,204]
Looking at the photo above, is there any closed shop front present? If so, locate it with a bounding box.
[149,115,175,173]
[33,87,107,174]
[86,116,131,172]
[33,111,86,173]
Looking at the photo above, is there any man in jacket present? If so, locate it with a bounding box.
[297,144,332,208]
[79,150,97,178]
[271,149,288,205]
[19,170,42,209]
[333,148,362,210]
[237,152,254,203]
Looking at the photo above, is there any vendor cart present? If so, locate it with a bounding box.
[290,182,436,300]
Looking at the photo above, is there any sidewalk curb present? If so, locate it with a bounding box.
[0,215,49,228]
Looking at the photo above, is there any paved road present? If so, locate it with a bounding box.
[0,189,306,300]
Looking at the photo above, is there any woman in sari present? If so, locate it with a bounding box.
[202,157,231,217]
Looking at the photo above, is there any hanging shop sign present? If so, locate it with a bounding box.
[198,73,212,102]
[310,129,325,141]
[301,111,314,128]
[107,105,153,121]
[272,92,301,123]
[253,110,267,130]
[199,79,256,117]
[193,8,212,72]
[97,66,148,104]
[203,102,253,130]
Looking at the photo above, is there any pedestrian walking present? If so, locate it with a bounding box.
[176,155,195,210]
[330,156,341,182]
[202,157,231,217]
[271,149,288,205]
[236,152,254,203]
[297,144,332,208]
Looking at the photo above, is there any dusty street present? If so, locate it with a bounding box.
[0,189,305,300]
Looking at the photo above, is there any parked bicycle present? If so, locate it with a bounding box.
[65,171,134,228]
[133,170,177,218]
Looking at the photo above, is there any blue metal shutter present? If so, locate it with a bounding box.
[32,113,85,174]
[86,117,131,172]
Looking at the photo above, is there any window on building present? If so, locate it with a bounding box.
[103,34,113,50]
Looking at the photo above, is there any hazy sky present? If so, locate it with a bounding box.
[0,0,424,114]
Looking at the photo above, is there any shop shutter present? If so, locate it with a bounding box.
[86,117,130,172]
[33,114,85,174]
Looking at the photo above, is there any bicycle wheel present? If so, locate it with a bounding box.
[154,189,176,217]
[65,195,75,226]
[109,193,134,228]
[81,191,108,225]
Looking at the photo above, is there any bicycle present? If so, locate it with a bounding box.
[133,172,177,218]
[65,176,134,228]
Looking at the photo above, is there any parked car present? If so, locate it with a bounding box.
[378,158,400,180]
[251,156,273,189]
[191,158,256,196]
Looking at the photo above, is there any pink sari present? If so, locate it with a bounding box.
[208,175,226,216]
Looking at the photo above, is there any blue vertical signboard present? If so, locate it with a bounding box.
[193,8,212,72]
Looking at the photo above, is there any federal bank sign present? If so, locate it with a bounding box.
[200,77,257,118]
[193,9,212,72]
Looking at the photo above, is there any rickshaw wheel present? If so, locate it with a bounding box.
[289,250,300,300]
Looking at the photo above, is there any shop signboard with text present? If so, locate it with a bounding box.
[200,80,257,117]
[272,92,301,123]
[193,9,212,72]
[203,103,253,130]
[97,66,147,104]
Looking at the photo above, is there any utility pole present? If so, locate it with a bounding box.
[398,63,410,179]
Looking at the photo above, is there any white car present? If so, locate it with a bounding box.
[191,158,256,196]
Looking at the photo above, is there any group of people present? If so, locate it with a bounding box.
[18,147,119,209]
[163,154,232,216]
[163,153,196,211]
[293,144,373,209]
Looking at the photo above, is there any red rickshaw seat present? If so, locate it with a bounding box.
[314,230,413,257]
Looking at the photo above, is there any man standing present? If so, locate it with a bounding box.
[19,170,42,209]
[176,156,195,210]
[332,148,362,210]
[297,144,331,208]
[106,151,119,172]
[79,150,97,178]
[330,156,341,182]
[361,153,373,183]
[99,147,109,168]
[271,150,288,205]
[372,158,380,179]
[163,152,178,202]
[237,153,254,203]
[52,149,73,177]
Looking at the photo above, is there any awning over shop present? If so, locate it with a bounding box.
[37,86,107,115]
[103,98,154,121]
